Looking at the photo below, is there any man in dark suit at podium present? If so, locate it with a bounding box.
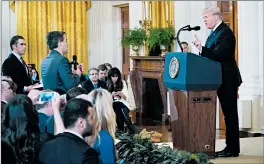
[193,7,242,158]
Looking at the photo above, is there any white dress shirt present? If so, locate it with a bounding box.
[212,20,223,32]
[64,129,84,140]
[53,49,64,56]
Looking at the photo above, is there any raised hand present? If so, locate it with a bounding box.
[193,34,202,51]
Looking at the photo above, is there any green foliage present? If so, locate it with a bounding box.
[121,27,147,47]
[116,133,213,164]
[148,26,175,50]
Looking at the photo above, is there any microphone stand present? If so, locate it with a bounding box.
[176,25,190,52]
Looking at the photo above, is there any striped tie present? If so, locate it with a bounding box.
[20,57,29,76]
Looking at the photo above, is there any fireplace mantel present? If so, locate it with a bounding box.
[130,56,168,124]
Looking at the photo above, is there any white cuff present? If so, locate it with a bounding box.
[23,86,27,92]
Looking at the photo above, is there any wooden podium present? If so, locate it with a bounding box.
[163,52,222,159]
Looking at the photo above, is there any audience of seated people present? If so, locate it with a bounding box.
[82,68,107,94]
[45,87,87,134]
[1,61,137,164]
[39,98,99,164]
[1,94,55,163]
[50,88,117,164]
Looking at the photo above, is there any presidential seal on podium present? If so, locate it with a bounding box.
[169,57,179,78]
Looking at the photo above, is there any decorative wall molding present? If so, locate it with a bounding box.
[237,1,263,132]
[1,1,17,64]
[87,1,142,71]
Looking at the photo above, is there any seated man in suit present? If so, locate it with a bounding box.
[39,98,99,164]
[2,35,34,94]
[41,31,82,94]
[82,68,107,94]
[98,64,108,81]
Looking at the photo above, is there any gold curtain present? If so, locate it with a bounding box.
[12,1,91,74]
[149,1,174,28]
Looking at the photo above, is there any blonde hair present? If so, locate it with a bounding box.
[203,7,222,19]
[87,88,116,145]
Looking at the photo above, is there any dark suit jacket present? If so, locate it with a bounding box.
[41,50,80,93]
[201,22,242,87]
[82,79,107,94]
[39,132,99,164]
[2,53,32,94]
[1,101,7,109]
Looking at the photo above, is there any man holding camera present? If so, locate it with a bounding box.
[41,31,83,94]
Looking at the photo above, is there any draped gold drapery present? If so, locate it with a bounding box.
[147,1,175,28]
[141,1,175,56]
[12,1,91,73]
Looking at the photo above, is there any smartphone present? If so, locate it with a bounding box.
[39,91,55,102]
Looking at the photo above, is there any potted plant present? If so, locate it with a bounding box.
[148,26,175,56]
[116,132,212,164]
[121,27,147,56]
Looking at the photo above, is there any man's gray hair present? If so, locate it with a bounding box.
[203,7,222,19]
[88,68,99,75]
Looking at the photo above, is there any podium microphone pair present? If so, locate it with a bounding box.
[176,25,201,52]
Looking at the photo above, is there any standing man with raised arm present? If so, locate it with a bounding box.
[41,31,82,94]
[193,7,242,158]
[2,35,34,94]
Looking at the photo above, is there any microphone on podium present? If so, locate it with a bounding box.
[176,25,201,52]
[186,26,201,31]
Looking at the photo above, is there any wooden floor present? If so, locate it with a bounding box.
[138,125,226,142]
[129,111,226,142]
